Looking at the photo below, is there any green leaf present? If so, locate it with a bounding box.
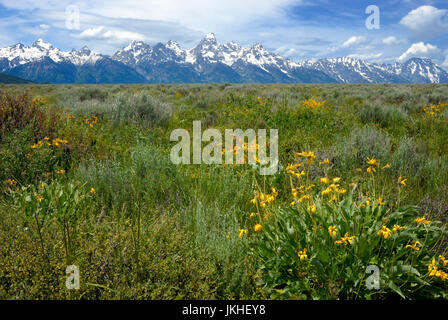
[388,281,406,299]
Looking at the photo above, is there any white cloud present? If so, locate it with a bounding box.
[382,36,406,46]
[0,0,303,54]
[342,36,367,48]
[0,0,298,33]
[398,42,439,62]
[400,6,448,39]
[30,24,50,36]
[322,35,369,56]
[74,26,146,43]
[76,26,106,39]
[348,52,383,60]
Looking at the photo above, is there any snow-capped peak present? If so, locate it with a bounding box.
[204,33,216,40]
[32,39,53,50]
[165,40,184,56]
[198,33,218,47]
[79,46,91,54]
[123,40,147,51]
[0,39,104,68]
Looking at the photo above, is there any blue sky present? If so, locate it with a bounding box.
[0,0,448,66]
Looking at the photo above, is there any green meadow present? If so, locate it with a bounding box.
[1,83,447,299]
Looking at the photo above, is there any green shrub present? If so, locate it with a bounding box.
[334,124,391,171]
[249,152,448,299]
[77,87,108,102]
[111,93,172,127]
[358,103,408,128]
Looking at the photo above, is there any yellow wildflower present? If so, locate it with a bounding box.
[298,248,308,261]
[377,226,393,239]
[367,157,379,167]
[254,224,262,232]
[415,216,431,225]
[6,179,16,186]
[335,232,356,245]
[238,229,248,238]
[392,224,407,233]
[406,240,421,251]
[328,225,337,238]
[36,194,44,202]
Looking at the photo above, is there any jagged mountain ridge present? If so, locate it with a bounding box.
[111,33,336,83]
[0,39,146,83]
[1,34,447,84]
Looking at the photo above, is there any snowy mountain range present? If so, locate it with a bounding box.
[1,33,447,84]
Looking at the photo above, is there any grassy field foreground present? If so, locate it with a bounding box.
[0,83,448,299]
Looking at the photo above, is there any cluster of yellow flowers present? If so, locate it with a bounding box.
[300,98,327,109]
[290,186,314,206]
[298,248,308,261]
[31,137,68,149]
[286,152,317,204]
[377,224,407,239]
[428,256,448,281]
[243,186,279,237]
[392,224,407,233]
[365,157,390,174]
[334,232,356,245]
[5,179,16,186]
[286,163,305,179]
[319,158,330,166]
[423,102,447,117]
[415,216,431,225]
[221,140,261,164]
[377,226,393,239]
[296,151,316,165]
[34,193,44,202]
[287,151,348,206]
[83,115,100,128]
[250,187,278,209]
[321,177,347,201]
[328,225,337,238]
[3,179,19,193]
[32,96,49,105]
